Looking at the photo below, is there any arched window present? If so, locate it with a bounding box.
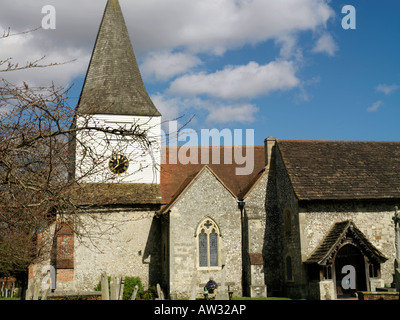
[197,218,221,268]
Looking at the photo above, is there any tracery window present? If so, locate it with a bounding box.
[197,218,220,268]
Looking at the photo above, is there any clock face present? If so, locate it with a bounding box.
[108,154,129,174]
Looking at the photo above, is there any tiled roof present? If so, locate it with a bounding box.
[70,183,161,206]
[77,0,160,117]
[305,220,387,265]
[160,146,266,205]
[277,140,400,200]
[159,166,237,214]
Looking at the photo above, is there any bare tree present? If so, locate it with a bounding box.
[0,28,158,283]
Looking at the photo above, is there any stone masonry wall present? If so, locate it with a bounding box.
[274,146,304,298]
[299,201,397,287]
[168,168,242,299]
[57,208,161,292]
[272,144,398,298]
[243,172,268,295]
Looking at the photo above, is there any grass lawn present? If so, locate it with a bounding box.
[232,296,304,300]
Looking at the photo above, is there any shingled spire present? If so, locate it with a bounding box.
[77,0,161,116]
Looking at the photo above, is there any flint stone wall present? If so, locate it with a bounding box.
[59,208,161,292]
[168,168,242,299]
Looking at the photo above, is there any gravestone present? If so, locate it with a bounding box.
[190,285,197,300]
[110,276,116,300]
[215,250,229,300]
[119,276,125,300]
[131,285,139,300]
[157,283,165,300]
[101,272,109,300]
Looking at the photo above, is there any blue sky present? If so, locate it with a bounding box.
[1,0,399,146]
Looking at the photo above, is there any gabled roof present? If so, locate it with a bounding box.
[159,165,237,214]
[77,0,160,117]
[277,140,400,201]
[160,146,266,205]
[305,220,387,265]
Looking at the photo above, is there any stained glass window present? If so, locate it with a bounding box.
[209,229,218,266]
[199,229,208,267]
[197,219,220,268]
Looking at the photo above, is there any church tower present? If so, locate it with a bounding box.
[75,0,161,184]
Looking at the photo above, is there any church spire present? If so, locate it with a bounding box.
[77,0,161,117]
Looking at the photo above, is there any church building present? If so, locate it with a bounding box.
[28,0,400,300]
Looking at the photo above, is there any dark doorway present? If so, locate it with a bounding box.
[334,244,367,298]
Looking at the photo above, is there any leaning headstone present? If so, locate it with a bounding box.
[25,285,33,300]
[114,276,121,300]
[119,276,125,300]
[101,272,109,300]
[157,284,164,300]
[110,276,116,300]
[131,285,139,300]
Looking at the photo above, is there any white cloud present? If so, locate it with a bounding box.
[0,0,337,127]
[152,92,259,125]
[206,104,259,124]
[375,83,400,95]
[0,26,90,86]
[275,33,303,61]
[128,0,334,55]
[312,33,338,56]
[367,101,383,112]
[0,0,335,86]
[141,51,202,82]
[151,93,186,122]
[168,60,300,100]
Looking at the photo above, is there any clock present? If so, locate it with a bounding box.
[108,154,129,174]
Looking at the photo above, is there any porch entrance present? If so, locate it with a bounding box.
[334,244,367,298]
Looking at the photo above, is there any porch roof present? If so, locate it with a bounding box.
[304,220,388,265]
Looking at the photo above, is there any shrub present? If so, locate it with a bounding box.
[142,285,157,300]
[122,276,144,300]
[94,276,144,300]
